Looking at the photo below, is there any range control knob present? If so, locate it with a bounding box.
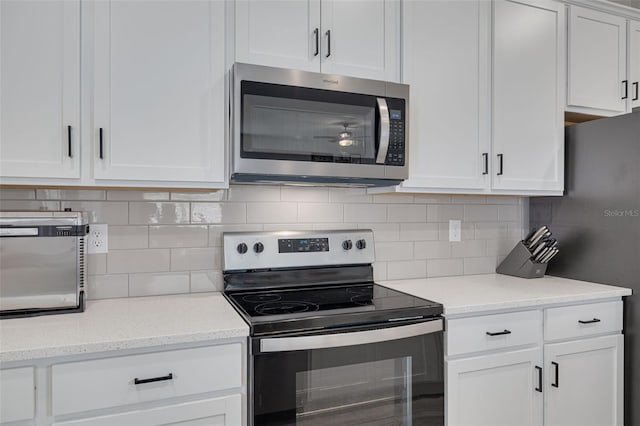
[253,242,264,253]
[356,239,367,250]
[342,240,353,250]
[236,243,248,254]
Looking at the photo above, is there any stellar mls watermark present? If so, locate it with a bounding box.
[603,209,639,217]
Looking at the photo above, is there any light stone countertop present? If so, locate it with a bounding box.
[0,292,249,363]
[381,274,632,316]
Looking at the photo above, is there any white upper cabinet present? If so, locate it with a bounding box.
[92,0,226,186]
[234,0,399,82]
[401,0,490,191]
[235,0,321,72]
[0,0,81,180]
[492,0,565,193]
[567,6,628,116]
[320,0,399,81]
[630,20,640,110]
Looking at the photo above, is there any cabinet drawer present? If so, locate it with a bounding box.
[447,310,542,356]
[0,367,35,423]
[544,301,622,342]
[52,343,242,416]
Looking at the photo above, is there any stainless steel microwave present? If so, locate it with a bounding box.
[0,211,88,318]
[230,63,409,187]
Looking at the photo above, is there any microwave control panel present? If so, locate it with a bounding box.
[385,99,405,166]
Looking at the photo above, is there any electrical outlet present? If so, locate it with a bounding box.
[449,220,462,242]
[88,224,108,254]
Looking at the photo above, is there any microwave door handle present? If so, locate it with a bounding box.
[375,98,390,164]
[260,319,442,353]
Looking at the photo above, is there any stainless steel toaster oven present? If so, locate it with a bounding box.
[0,211,89,318]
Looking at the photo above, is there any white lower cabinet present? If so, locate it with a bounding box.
[445,299,624,426]
[544,334,623,426]
[0,341,245,426]
[447,348,542,426]
[52,395,241,426]
[0,367,35,423]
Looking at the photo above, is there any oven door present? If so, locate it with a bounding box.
[250,319,444,426]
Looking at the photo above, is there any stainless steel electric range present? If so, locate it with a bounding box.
[222,230,444,426]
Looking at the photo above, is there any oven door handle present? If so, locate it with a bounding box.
[375,98,390,164]
[259,319,442,353]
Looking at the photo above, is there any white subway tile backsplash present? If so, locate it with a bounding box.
[107,191,170,201]
[281,187,329,202]
[87,275,129,299]
[171,247,220,271]
[191,202,246,224]
[247,202,296,223]
[450,195,486,204]
[475,222,509,240]
[226,185,281,202]
[415,241,451,259]
[1,200,61,211]
[498,205,520,222]
[372,194,414,204]
[463,257,498,275]
[427,204,464,222]
[298,203,343,223]
[88,254,107,275]
[129,272,190,297]
[464,205,498,222]
[451,240,487,258]
[107,249,170,274]
[0,185,525,300]
[375,242,413,261]
[399,223,439,241]
[170,191,224,201]
[37,189,106,200]
[63,201,128,224]
[109,226,149,250]
[387,204,426,222]
[357,223,399,241]
[190,271,223,293]
[344,203,386,222]
[0,189,35,200]
[329,188,372,203]
[387,260,427,280]
[149,225,208,248]
[208,224,263,246]
[427,258,464,277]
[129,202,190,225]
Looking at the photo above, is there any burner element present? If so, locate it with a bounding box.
[255,301,319,316]
[350,294,373,306]
[243,294,282,304]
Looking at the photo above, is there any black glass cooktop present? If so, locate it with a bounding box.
[225,283,443,336]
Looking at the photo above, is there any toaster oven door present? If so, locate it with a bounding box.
[0,235,80,312]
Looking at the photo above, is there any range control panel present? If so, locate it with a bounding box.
[223,230,375,271]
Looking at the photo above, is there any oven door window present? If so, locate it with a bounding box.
[252,331,444,426]
[241,81,379,164]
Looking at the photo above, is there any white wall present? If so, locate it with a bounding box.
[0,186,527,299]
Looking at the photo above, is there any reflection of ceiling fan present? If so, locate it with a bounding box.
[313,123,363,147]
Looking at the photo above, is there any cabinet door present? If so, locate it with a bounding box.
[446,348,543,426]
[0,0,80,179]
[492,0,565,193]
[401,0,490,190]
[52,395,242,426]
[630,20,640,110]
[235,0,321,72]
[567,6,628,115]
[544,334,623,426]
[320,0,399,81]
[92,0,226,185]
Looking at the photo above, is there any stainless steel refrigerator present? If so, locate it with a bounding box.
[530,110,639,426]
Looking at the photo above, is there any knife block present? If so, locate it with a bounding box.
[496,241,547,279]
